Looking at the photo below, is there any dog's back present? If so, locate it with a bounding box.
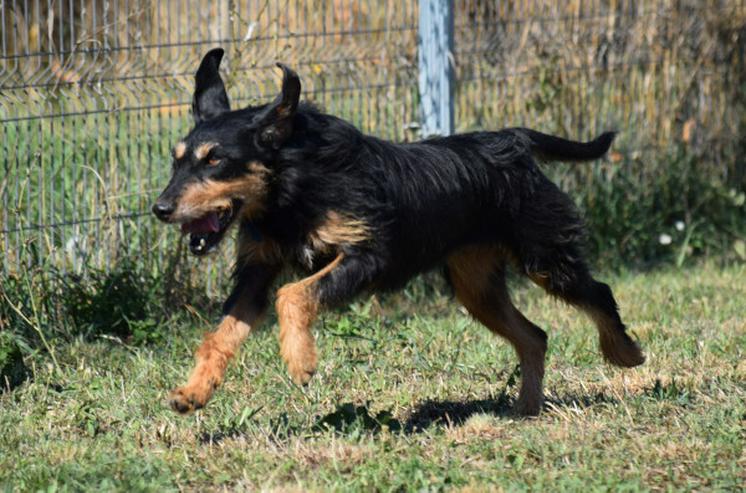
[319,126,613,289]
[155,50,643,417]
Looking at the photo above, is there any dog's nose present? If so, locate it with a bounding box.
[152,201,175,221]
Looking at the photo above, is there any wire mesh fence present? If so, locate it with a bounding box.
[1,0,744,284]
[454,0,746,189]
[0,0,420,286]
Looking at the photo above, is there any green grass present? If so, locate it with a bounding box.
[1,262,744,491]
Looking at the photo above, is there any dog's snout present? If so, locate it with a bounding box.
[152,200,175,221]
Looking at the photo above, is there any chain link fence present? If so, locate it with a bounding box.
[1,1,744,281]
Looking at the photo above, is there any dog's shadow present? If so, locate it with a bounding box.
[404,390,620,433]
[402,395,513,432]
[199,390,621,444]
[317,389,620,436]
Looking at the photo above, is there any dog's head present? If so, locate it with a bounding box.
[152,48,301,255]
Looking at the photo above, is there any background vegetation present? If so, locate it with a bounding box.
[0,1,744,490]
[1,0,744,275]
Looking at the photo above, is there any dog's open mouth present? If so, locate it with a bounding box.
[180,201,241,256]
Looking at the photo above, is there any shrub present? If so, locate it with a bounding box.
[0,330,30,391]
[550,145,746,269]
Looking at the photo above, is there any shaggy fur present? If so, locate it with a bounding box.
[153,48,644,416]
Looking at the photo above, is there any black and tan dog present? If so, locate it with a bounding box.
[153,48,644,416]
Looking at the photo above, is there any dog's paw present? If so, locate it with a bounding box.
[168,386,209,414]
[601,334,646,368]
[513,396,543,417]
[287,356,317,386]
[280,333,318,386]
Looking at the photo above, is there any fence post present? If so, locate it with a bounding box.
[418,0,454,137]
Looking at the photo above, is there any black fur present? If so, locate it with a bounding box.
[153,50,644,414]
[153,50,622,313]
[262,116,613,304]
[192,48,230,124]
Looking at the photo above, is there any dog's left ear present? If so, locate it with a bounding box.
[192,48,231,124]
[256,63,301,150]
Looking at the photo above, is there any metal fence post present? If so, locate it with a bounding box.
[418,0,454,137]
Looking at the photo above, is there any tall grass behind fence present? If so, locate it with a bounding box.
[456,0,745,264]
[455,0,746,185]
[1,0,744,285]
[0,1,419,287]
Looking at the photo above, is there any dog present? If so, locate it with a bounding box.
[152,48,644,416]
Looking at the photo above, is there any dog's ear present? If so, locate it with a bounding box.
[256,63,301,150]
[192,48,230,124]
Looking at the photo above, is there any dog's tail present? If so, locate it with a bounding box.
[511,128,616,162]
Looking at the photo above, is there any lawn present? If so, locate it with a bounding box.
[1,262,744,491]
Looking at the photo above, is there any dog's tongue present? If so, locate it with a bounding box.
[181,212,220,234]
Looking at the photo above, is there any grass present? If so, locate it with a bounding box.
[0,261,744,491]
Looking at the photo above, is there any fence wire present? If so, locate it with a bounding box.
[1,0,744,284]
[0,0,420,285]
[453,0,746,191]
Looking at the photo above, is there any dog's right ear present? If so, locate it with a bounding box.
[192,48,230,124]
[255,63,301,150]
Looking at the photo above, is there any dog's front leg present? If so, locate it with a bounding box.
[169,264,278,414]
[276,253,375,385]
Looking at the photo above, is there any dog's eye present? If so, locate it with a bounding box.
[208,158,221,166]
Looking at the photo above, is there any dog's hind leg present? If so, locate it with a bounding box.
[169,264,278,414]
[511,175,644,368]
[527,255,644,368]
[447,246,548,416]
